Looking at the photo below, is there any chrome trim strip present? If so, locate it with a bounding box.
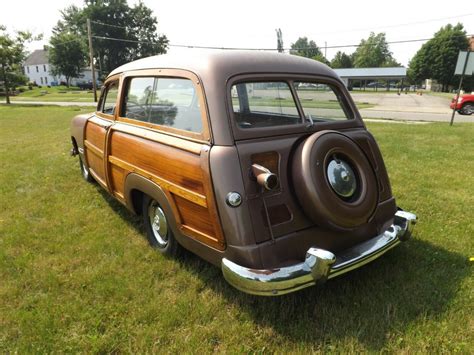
[221,209,417,296]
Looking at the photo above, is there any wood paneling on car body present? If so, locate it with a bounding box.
[84,119,109,187]
[107,128,225,250]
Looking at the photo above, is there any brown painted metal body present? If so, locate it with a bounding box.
[70,51,397,270]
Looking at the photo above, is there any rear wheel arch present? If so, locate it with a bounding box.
[124,174,179,229]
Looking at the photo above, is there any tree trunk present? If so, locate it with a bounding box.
[66,76,70,88]
[1,63,11,104]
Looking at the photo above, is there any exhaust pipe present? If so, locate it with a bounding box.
[252,164,279,191]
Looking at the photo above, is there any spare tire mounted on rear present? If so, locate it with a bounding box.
[292,130,378,230]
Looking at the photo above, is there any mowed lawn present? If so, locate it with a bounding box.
[9,86,98,102]
[0,105,472,352]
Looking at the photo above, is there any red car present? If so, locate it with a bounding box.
[450,94,474,115]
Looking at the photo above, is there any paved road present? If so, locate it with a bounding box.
[354,93,472,123]
[4,93,473,123]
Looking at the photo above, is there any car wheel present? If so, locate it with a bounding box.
[142,195,180,257]
[292,130,378,231]
[79,156,94,183]
[461,103,474,115]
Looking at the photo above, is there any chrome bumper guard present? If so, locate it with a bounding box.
[222,210,417,296]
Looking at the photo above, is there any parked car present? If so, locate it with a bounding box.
[70,52,416,296]
[77,81,101,90]
[450,94,474,115]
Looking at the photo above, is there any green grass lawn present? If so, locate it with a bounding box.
[7,86,98,102]
[0,105,472,352]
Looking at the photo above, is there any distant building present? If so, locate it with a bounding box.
[23,49,93,86]
[334,67,407,90]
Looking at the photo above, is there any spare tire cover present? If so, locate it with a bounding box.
[292,130,378,230]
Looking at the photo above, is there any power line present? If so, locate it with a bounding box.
[90,14,474,37]
[316,13,474,35]
[92,33,474,51]
[90,20,128,30]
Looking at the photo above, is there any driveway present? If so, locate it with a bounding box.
[353,93,472,123]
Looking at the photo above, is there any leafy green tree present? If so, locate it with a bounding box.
[408,23,470,92]
[49,31,87,87]
[312,53,330,66]
[290,37,322,58]
[55,0,168,77]
[0,25,37,104]
[330,51,353,68]
[353,32,397,68]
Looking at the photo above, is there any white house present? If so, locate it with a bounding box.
[23,49,93,86]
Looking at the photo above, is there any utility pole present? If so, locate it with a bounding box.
[324,41,327,58]
[87,19,98,103]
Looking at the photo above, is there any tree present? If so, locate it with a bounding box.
[408,23,470,92]
[290,37,322,58]
[353,32,398,68]
[55,0,169,77]
[312,53,330,66]
[49,31,87,87]
[0,26,36,104]
[276,28,284,53]
[330,51,353,68]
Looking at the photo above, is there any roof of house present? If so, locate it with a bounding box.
[24,49,48,66]
[334,67,407,80]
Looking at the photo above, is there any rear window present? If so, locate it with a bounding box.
[231,82,301,129]
[294,82,353,122]
[231,80,352,129]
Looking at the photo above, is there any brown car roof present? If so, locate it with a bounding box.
[108,50,338,81]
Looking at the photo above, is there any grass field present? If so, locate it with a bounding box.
[0,105,472,352]
[7,86,98,102]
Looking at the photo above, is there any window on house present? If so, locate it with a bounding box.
[25,66,29,74]
[45,77,48,84]
[36,66,39,72]
[43,65,47,72]
[40,77,43,85]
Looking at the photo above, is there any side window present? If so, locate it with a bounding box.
[122,77,202,133]
[101,81,119,115]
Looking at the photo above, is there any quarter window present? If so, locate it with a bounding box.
[101,81,119,115]
[122,77,202,133]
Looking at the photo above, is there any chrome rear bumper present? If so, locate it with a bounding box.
[221,210,417,296]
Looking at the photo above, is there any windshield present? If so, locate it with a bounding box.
[231,80,353,129]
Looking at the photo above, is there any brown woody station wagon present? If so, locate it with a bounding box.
[70,52,416,296]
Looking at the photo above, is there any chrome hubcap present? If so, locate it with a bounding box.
[148,201,168,247]
[327,158,357,198]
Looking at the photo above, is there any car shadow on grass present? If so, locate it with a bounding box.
[178,238,468,351]
[94,191,468,350]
